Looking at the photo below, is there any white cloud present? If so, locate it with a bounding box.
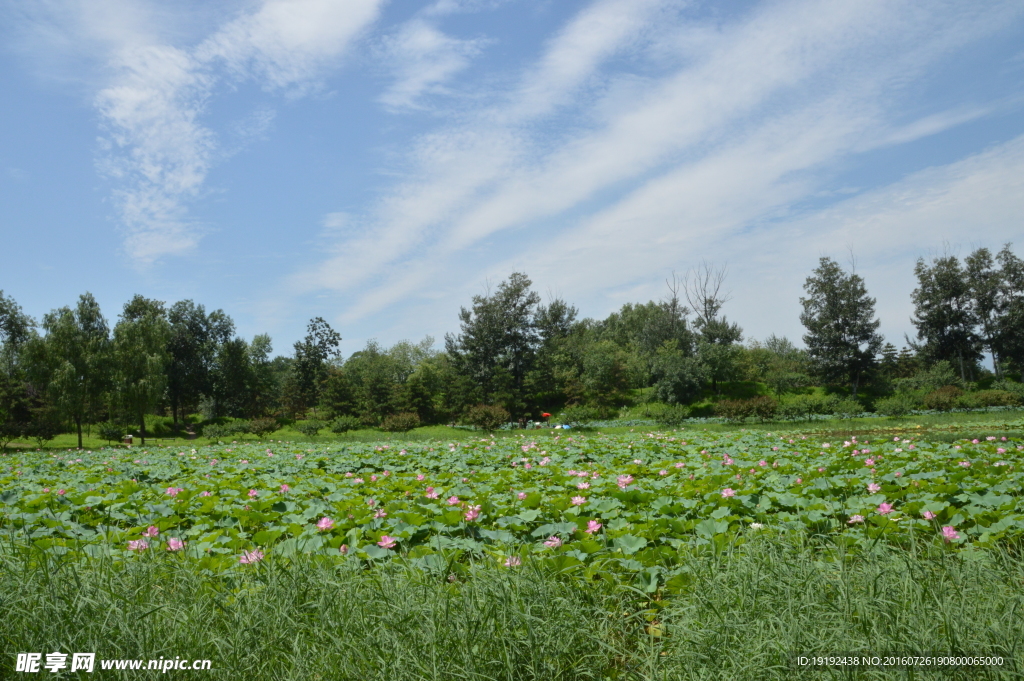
[293,0,1023,336]
[377,19,488,111]
[9,0,384,262]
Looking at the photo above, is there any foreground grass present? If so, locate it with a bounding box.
[2,536,1022,680]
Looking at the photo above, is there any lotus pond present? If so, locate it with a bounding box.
[2,430,1022,589]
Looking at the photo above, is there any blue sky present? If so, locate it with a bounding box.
[2,0,1024,359]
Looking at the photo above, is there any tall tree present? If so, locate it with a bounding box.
[292,317,341,416]
[0,292,35,447]
[994,245,1024,381]
[800,257,883,397]
[911,255,981,382]
[24,293,111,448]
[166,301,234,424]
[683,263,743,392]
[112,297,170,445]
[965,247,1004,378]
[445,273,541,417]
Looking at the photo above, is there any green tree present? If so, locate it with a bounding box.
[994,245,1024,381]
[25,293,111,449]
[112,297,170,446]
[910,255,981,383]
[0,292,35,445]
[800,257,883,397]
[292,317,341,416]
[445,273,541,418]
[166,301,234,424]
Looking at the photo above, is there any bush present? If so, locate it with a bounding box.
[748,396,779,422]
[464,404,510,431]
[923,386,963,412]
[714,399,752,422]
[295,420,325,438]
[381,412,421,433]
[97,422,124,444]
[967,389,1020,408]
[24,416,61,448]
[226,420,251,438]
[202,424,227,441]
[330,415,362,434]
[874,393,917,417]
[248,417,279,438]
[833,398,863,419]
[655,404,690,427]
[559,405,601,427]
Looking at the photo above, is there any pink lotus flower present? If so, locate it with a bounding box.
[165,487,182,496]
[370,475,378,482]
[316,517,335,532]
[959,461,971,468]
[543,536,562,548]
[42,488,50,493]
[142,525,160,538]
[794,478,802,484]
[675,462,685,468]
[616,474,634,489]
[571,496,586,506]
[377,535,397,549]
[658,469,668,476]
[238,549,264,564]
[847,515,864,524]
[877,502,893,515]
[516,492,527,500]
[721,488,736,498]
[425,488,440,499]
[585,520,602,534]
[504,556,522,567]
[127,539,149,551]
[166,537,185,551]
[200,490,212,497]
[248,489,258,498]
[366,498,377,507]
[345,472,353,478]
[373,509,387,519]
[577,482,590,490]
[464,505,481,521]
[353,478,364,483]
[923,511,936,520]
[758,460,767,467]
[864,459,875,467]
[279,484,289,492]
[339,544,348,555]
[894,471,902,477]
[867,483,881,493]
[416,474,425,481]
[942,526,959,542]
[447,495,460,505]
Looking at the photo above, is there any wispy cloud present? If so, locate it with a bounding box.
[10,0,383,262]
[377,19,488,111]
[294,0,1024,336]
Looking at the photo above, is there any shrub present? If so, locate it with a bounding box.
[295,420,325,438]
[923,386,963,412]
[968,389,1020,408]
[874,393,917,418]
[655,404,690,427]
[0,421,24,450]
[202,424,227,441]
[330,415,362,434]
[381,412,421,433]
[714,399,752,422]
[24,415,61,448]
[559,405,601,427]
[226,420,251,438]
[748,396,779,422]
[464,404,510,431]
[833,398,863,419]
[97,422,124,444]
[248,417,279,438]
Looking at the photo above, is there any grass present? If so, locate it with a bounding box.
[2,534,1022,680]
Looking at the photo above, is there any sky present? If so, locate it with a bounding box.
[2,0,1024,359]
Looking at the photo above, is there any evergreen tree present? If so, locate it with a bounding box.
[911,255,982,382]
[445,273,541,418]
[800,257,883,397]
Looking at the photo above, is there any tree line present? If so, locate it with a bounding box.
[1,244,1022,446]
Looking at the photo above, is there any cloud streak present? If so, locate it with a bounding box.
[16,0,384,262]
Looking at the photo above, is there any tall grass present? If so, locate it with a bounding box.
[2,536,1022,680]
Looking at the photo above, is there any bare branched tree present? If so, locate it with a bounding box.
[683,260,731,328]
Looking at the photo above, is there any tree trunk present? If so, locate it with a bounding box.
[171,397,178,426]
[139,411,146,446]
[957,349,965,384]
[76,415,83,450]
